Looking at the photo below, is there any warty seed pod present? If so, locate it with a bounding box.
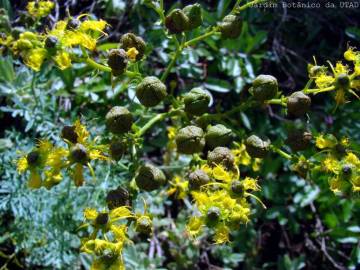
[135,216,153,235]
[219,15,242,39]
[44,35,59,50]
[287,91,311,117]
[135,164,167,192]
[207,146,235,170]
[183,4,203,30]
[205,124,233,149]
[175,125,205,154]
[207,206,220,222]
[187,169,210,190]
[27,151,41,167]
[95,212,109,226]
[70,143,89,164]
[61,125,78,144]
[135,76,167,107]
[165,9,189,34]
[250,74,278,101]
[105,106,133,135]
[109,140,126,161]
[183,87,210,116]
[106,186,130,209]
[245,135,270,158]
[107,49,128,76]
[66,18,80,30]
[120,33,146,61]
[286,130,312,152]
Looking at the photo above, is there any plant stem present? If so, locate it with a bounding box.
[184,28,219,47]
[304,86,336,94]
[271,145,293,160]
[161,36,185,82]
[235,0,269,13]
[266,98,287,106]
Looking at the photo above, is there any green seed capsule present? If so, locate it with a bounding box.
[61,125,78,144]
[120,33,146,61]
[107,49,128,76]
[135,164,167,192]
[335,73,350,90]
[105,106,133,135]
[188,169,210,190]
[207,147,235,170]
[27,151,41,167]
[250,74,278,101]
[231,180,244,196]
[44,35,59,49]
[207,206,220,222]
[287,91,311,117]
[66,18,80,30]
[205,124,233,149]
[183,4,202,30]
[109,140,126,161]
[106,187,130,209]
[175,125,205,154]
[286,130,312,152]
[183,87,210,116]
[70,143,89,164]
[135,216,153,235]
[135,76,167,107]
[245,135,270,158]
[95,212,109,226]
[165,9,189,34]
[219,15,242,39]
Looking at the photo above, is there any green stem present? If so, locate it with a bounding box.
[266,98,287,107]
[184,28,219,47]
[84,58,140,78]
[30,71,39,106]
[137,108,181,137]
[235,0,269,13]
[271,145,293,160]
[161,36,185,82]
[222,100,256,117]
[304,86,336,94]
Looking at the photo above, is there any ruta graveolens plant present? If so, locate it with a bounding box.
[0,0,358,269]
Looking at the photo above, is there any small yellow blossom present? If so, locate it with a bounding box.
[27,1,54,18]
[126,47,139,62]
[315,134,338,149]
[54,51,72,70]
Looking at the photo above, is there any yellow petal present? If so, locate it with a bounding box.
[54,51,71,70]
[84,208,98,220]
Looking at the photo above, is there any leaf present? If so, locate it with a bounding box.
[204,78,231,93]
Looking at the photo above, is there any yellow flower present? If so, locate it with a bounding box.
[17,156,28,173]
[242,177,260,191]
[74,119,89,144]
[315,134,337,149]
[27,1,54,18]
[167,175,188,199]
[53,51,71,70]
[23,48,47,71]
[126,47,139,62]
[232,143,251,166]
[214,225,230,244]
[62,31,97,51]
[344,47,358,62]
[80,20,108,33]
[323,156,340,173]
[186,217,203,237]
[345,152,360,166]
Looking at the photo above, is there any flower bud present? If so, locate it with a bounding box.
[135,216,152,235]
[183,87,210,116]
[250,74,278,101]
[135,164,166,192]
[66,18,80,30]
[95,212,109,226]
[286,130,312,152]
[120,33,146,61]
[231,180,244,196]
[175,125,205,154]
[16,39,33,50]
[109,140,126,161]
[205,124,233,149]
[165,9,189,34]
[27,151,41,167]
[287,91,311,117]
[335,73,350,90]
[105,106,133,135]
[44,35,58,49]
[135,76,167,107]
[70,143,89,164]
[219,15,242,39]
[308,65,323,77]
[61,125,78,144]
[107,49,128,76]
[207,206,220,222]
[341,164,353,179]
[207,147,235,170]
[245,135,270,158]
[106,187,130,209]
[183,4,202,30]
[187,169,210,190]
